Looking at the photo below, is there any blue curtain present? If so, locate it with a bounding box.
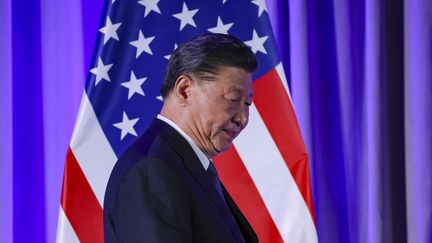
[1,0,431,242]
[268,0,432,242]
[0,0,103,242]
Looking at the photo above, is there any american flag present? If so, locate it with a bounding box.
[56,0,317,242]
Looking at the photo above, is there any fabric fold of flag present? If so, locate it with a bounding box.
[56,0,317,242]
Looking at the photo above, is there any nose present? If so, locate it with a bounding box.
[233,105,249,129]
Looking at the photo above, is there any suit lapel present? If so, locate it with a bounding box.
[223,185,258,243]
[156,119,244,242]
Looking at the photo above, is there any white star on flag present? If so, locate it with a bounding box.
[99,16,122,44]
[90,57,113,86]
[121,71,147,99]
[208,17,233,34]
[138,0,161,17]
[172,3,199,31]
[164,43,178,60]
[129,30,155,58]
[245,29,268,54]
[251,0,268,17]
[113,112,140,140]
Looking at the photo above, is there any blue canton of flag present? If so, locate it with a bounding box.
[87,0,279,157]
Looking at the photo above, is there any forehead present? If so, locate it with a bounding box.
[213,66,253,95]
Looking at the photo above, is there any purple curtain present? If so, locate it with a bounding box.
[0,0,103,242]
[269,0,432,242]
[1,0,430,242]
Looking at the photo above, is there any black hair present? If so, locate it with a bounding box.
[160,33,257,98]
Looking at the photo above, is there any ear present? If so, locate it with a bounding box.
[173,74,195,104]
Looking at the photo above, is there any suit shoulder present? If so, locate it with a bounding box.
[103,130,184,209]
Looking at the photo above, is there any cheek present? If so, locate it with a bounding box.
[210,104,233,123]
[243,107,250,127]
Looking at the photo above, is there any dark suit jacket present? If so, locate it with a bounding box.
[104,118,258,243]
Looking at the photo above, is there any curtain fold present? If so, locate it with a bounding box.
[404,1,432,242]
[0,0,13,242]
[12,0,47,241]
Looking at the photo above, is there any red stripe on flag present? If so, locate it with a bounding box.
[214,146,284,243]
[60,148,104,243]
[253,69,315,222]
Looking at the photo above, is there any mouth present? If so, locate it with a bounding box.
[222,128,238,139]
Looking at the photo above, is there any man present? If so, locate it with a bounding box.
[104,33,258,243]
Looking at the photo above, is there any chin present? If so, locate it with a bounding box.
[218,143,233,153]
[211,138,233,155]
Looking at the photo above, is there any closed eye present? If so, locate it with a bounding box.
[227,97,240,103]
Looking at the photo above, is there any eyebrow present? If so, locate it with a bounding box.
[227,86,254,99]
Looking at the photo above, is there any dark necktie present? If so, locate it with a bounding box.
[206,162,227,203]
[207,162,246,242]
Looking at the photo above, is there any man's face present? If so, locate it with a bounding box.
[187,66,253,157]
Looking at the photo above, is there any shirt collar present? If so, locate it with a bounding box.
[157,114,210,170]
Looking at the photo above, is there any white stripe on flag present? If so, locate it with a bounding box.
[275,62,293,103]
[233,104,317,243]
[56,206,80,243]
[69,92,117,207]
